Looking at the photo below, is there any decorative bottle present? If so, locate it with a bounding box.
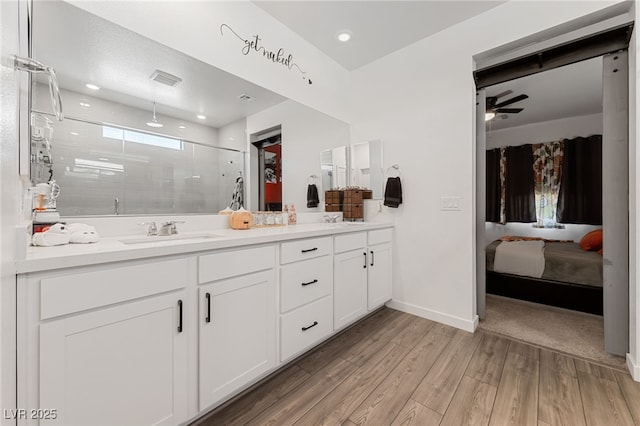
[288,204,297,225]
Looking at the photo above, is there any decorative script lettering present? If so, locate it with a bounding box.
[220,24,312,85]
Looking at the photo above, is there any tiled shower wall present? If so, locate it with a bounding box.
[44,116,244,216]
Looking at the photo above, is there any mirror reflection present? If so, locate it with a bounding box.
[30,0,288,216]
[350,139,384,199]
[320,146,349,192]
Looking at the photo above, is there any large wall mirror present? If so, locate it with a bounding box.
[30,1,350,216]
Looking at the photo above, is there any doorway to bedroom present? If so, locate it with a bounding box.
[474,21,632,365]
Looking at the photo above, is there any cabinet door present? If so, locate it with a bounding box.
[199,270,276,410]
[368,242,392,310]
[333,249,368,330]
[39,291,188,426]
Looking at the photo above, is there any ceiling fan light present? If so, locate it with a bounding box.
[147,101,163,128]
[146,120,163,128]
[485,112,496,121]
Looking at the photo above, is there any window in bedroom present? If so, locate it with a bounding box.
[486,136,602,227]
[532,141,563,228]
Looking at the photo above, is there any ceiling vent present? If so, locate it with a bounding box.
[238,94,254,101]
[149,70,182,87]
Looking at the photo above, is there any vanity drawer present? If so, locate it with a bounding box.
[280,237,332,264]
[40,258,188,320]
[199,245,275,283]
[334,232,367,254]
[368,228,393,245]
[280,295,332,361]
[280,256,332,313]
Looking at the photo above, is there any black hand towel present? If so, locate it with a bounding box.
[307,184,319,208]
[384,177,402,208]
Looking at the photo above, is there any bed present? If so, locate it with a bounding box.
[486,240,603,315]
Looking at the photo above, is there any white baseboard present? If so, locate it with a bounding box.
[387,300,478,333]
[627,353,640,381]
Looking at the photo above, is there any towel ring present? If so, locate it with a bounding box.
[386,164,401,178]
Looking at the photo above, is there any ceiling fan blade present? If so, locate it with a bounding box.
[494,90,513,99]
[495,108,523,114]
[494,94,528,108]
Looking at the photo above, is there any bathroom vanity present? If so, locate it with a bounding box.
[16,222,392,425]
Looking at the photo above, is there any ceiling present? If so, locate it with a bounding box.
[485,57,603,131]
[254,1,505,71]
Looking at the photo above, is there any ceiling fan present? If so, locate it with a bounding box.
[485,90,529,121]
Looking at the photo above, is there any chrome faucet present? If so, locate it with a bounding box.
[159,220,185,236]
[323,214,341,223]
[139,221,158,236]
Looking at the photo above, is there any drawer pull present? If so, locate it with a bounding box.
[177,299,183,333]
[301,279,318,287]
[205,292,211,323]
[301,321,318,331]
[301,247,318,253]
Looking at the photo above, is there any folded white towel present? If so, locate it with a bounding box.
[32,223,70,247]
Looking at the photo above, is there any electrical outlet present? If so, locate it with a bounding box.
[440,196,461,211]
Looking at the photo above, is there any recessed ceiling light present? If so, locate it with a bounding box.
[178,123,187,129]
[70,132,79,136]
[79,102,91,108]
[336,30,352,42]
[485,112,496,121]
[197,114,206,120]
[85,83,100,90]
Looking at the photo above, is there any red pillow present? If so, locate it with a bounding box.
[580,229,603,251]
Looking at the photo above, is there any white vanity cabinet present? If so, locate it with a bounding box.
[333,229,393,330]
[197,245,277,411]
[279,237,333,362]
[19,258,191,426]
[333,232,369,330]
[367,228,393,310]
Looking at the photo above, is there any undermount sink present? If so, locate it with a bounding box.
[118,233,221,245]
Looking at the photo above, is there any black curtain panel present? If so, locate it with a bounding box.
[505,145,536,223]
[557,135,602,225]
[486,148,502,222]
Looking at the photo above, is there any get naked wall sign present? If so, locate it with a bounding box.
[220,24,313,85]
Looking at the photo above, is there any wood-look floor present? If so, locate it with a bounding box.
[192,308,640,426]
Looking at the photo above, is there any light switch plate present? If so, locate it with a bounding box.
[440,196,461,211]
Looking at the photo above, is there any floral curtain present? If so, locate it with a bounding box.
[532,141,564,227]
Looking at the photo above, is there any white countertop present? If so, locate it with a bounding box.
[17,222,393,274]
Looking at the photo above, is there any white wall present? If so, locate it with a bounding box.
[218,118,248,152]
[486,113,603,149]
[67,0,351,123]
[0,0,20,417]
[350,1,627,333]
[246,100,350,213]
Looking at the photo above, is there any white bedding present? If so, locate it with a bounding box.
[493,240,545,278]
